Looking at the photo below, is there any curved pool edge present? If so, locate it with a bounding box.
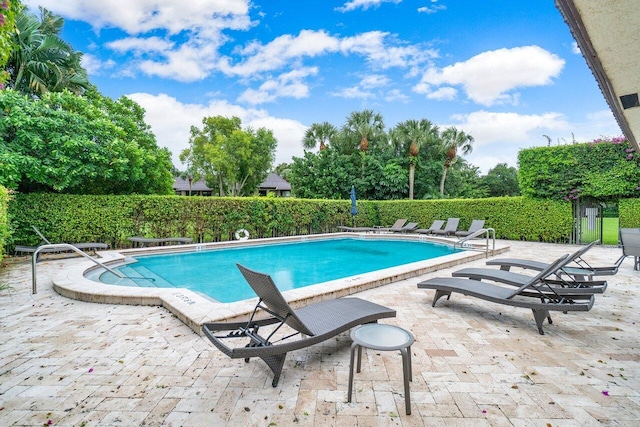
[50,233,510,335]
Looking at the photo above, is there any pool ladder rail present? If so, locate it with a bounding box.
[453,228,496,257]
[30,243,154,294]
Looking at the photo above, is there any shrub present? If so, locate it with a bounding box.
[519,137,640,201]
[0,185,9,259]
[619,199,640,228]
[6,194,573,251]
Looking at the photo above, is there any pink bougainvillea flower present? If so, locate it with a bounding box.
[482,409,487,414]
[602,390,609,396]
[88,368,94,373]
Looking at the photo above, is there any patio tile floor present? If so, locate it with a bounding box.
[1,240,639,426]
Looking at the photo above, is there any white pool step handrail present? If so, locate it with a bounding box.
[31,243,124,294]
[453,228,496,257]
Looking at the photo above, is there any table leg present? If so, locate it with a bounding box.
[356,343,362,373]
[400,346,411,415]
[347,342,358,403]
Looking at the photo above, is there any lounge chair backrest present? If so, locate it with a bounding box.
[620,229,640,257]
[237,264,315,336]
[430,220,445,230]
[403,222,419,230]
[390,219,407,229]
[444,218,459,231]
[31,226,51,245]
[468,220,485,232]
[506,254,570,299]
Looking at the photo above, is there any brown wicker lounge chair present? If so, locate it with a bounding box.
[15,226,108,257]
[485,240,621,278]
[418,254,595,334]
[202,264,396,386]
[431,218,459,236]
[453,242,607,294]
[415,219,445,235]
[454,219,485,237]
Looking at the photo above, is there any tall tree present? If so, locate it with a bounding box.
[341,109,385,153]
[482,163,520,197]
[302,121,337,151]
[7,7,89,96]
[180,116,277,196]
[0,89,174,194]
[392,119,439,199]
[439,126,474,196]
[0,0,20,87]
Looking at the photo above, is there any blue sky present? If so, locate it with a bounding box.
[24,0,622,173]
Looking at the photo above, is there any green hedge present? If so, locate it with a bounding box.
[372,197,572,242]
[6,194,573,251]
[0,186,9,259]
[619,199,640,227]
[518,139,640,201]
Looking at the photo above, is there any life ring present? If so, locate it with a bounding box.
[235,228,250,241]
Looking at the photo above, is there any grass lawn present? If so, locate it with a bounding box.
[583,217,619,245]
[602,217,619,245]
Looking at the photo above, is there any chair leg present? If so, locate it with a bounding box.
[259,353,288,387]
[531,309,550,335]
[347,342,359,403]
[432,290,452,307]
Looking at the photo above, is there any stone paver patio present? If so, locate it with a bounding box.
[1,240,639,426]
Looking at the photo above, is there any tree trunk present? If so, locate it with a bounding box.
[440,166,448,196]
[409,162,415,200]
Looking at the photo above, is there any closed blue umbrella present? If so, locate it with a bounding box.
[350,186,358,225]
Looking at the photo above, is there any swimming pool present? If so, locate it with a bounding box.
[96,238,456,302]
[56,233,507,333]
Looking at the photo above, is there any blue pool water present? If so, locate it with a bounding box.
[99,238,456,303]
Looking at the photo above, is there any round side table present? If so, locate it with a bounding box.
[347,323,415,415]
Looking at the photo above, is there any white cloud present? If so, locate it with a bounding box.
[414,45,565,106]
[23,0,252,34]
[331,86,374,99]
[427,86,457,100]
[572,41,581,54]
[360,74,390,89]
[335,0,401,13]
[126,93,305,168]
[417,4,447,14]
[237,67,318,105]
[384,89,409,102]
[340,32,437,71]
[106,37,174,54]
[81,54,116,75]
[449,110,570,148]
[24,0,253,82]
[219,30,339,77]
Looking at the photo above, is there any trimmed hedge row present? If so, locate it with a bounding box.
[373,197,573,242]
[7,194,574,251]
[0,186,8,259]
[619,199,640,228]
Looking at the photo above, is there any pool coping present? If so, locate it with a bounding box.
[50,232,510,335]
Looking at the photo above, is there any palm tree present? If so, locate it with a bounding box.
[302,121,337,151]
[392,119,439,199]
[439,126,474,196]
[343,109,385,153]
[8,8,90,96]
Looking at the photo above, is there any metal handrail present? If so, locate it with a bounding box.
[453,228,496,257]
[32,243,125,294]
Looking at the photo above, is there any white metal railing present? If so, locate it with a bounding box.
[31,243,125,294]
[453,228,496,257]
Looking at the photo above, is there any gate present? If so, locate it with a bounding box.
[571,200,603,244]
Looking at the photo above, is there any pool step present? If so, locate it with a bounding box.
[99,265,174,288]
